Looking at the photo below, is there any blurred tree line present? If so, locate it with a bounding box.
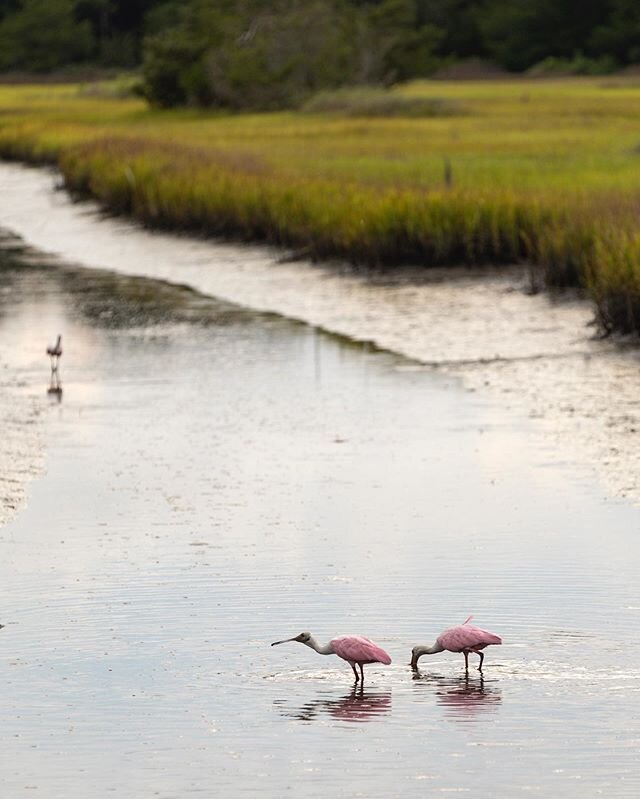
[1,0,640,105]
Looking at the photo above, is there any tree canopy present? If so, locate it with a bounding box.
[0,1,639,104]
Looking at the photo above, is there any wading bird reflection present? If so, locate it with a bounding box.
[272,632,391,683]
[413,671,502,721]
[410,616,502,672]
[278,685,392,723]
[47,370,62,401]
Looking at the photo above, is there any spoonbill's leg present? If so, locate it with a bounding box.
[359,663,365,684]
[463,651,469,672]
[477,651,484,671]
[349,662,359,682]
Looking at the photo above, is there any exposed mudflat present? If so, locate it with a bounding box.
[0,370,44,526]
[1,160,639,513]
[0,238,45,524]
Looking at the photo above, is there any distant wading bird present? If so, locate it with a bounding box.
[411,616,502,672]
[47,334,62,372]
[272,632,392,683]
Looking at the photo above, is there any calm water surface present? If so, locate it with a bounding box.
[1,236,639,798]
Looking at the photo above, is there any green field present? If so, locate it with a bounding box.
[2,78,640,333]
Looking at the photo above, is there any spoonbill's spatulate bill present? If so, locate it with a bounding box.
[271,632,391,683]
[410,616,502,671]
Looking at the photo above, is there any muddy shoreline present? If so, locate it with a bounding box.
[0,356,44,527]
[1,160,640,518]
[0,233,46,525]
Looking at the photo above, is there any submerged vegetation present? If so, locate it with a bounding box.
[2,79,640,333]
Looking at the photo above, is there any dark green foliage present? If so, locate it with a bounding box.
[527,53,618,76]
[0,0,93,72]
[141,0,449,107]
[75,0,160,65]
[480,0,612,71]
[589,0,640,64]
[414,1,488,60]
[143,0,362,108]
[141,29,207,107]
[364,0,443,81]
[3,0,640,101]
[0,1,21,22]
[200,1,363,109]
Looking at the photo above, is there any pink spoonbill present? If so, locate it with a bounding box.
[271,632,392,683]
[410,616,502,672]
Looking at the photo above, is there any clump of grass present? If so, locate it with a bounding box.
[301,87,466,117]
[527,54,617,78]
[76,75,144,99]
[588,231,640,334]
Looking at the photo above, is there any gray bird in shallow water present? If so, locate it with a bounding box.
[46,334,62,372]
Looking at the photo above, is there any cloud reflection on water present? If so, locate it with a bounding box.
[276,686,392,724]
[412,672,502,722]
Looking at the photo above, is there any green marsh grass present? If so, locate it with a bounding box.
[301,87,466,117]
[2,80,640,332]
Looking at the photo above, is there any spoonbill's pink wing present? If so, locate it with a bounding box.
[330,635,392,665]
[437,625,502,652]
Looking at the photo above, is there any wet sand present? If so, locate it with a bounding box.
[0,235,45,524]
[1,161,638,512]
[0,367,44,526]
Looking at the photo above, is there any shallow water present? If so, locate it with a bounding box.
[1,238,639,797]
[2,161,640,509]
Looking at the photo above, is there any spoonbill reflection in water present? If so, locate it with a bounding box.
[413,672,502,722]
[410,616,502,672]
[271,632,391,683]
[279,686,392,723]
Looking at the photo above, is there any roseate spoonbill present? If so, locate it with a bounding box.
[46,334,62,372]
[410,616,502,672]
[271,632,392,683]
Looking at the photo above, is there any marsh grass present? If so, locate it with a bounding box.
[301,87,466,117]
[2,79,640,333]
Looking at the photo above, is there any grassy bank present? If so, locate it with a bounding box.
[2,80,640,333]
